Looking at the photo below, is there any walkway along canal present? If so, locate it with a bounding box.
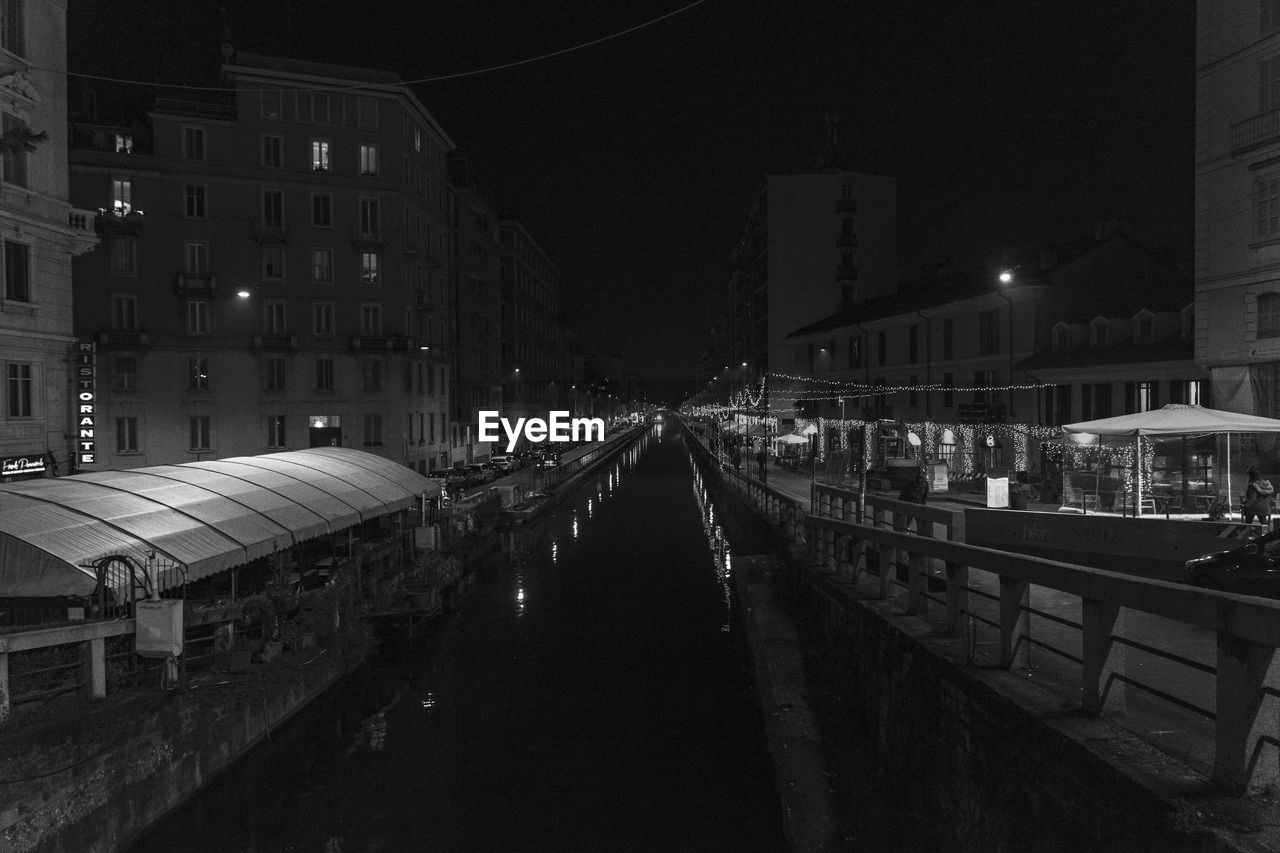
[128,422,787,851]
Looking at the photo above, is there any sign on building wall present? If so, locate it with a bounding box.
[76,340,96,466]
[1,454,46,478]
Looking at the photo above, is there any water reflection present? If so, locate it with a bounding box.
[691,457,734,633]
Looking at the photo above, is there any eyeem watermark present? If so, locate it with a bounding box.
[478,410,605,452]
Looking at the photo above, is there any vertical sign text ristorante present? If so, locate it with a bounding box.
[76,339,95,466]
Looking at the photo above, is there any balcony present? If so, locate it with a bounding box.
[95,207,145,234]
[1232,109,1280,154]
[253,334,298,350]
[97,330,150,347]
[387,335,421,352]
[253,223,289,244]
[350,336,391,351]
[836,197,857,214]
[175,273,216,294]
[350,228,385,249]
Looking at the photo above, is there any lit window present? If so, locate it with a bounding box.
[360,143,378,176]
[312,248,332,283]
[188,357,209,390]
[311,139,330,171]
[360,252,380,285]
[111,178,132,215]
[6,362,32,417]
[114,134,132,154]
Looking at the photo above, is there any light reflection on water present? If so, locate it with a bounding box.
[691,453,734,633]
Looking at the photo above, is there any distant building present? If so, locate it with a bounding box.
[722,170,897,418]
[499,220,563,428]
[1195,3,1280,415]
[0,0,97,481]
[69,51,455,472]
[449,157,502,461]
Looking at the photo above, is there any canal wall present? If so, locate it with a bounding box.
[0,652,348,853]
[685,428,1252,852]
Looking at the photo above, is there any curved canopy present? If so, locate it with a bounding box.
[1062,404,1280,437]
[0,447,441,598]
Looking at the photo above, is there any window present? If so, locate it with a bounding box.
[360,198,380,236]
[978,310,1000,355]
[1128,380,1158,413]
[908,325,919,363]
[311,139,330,171]
[1046,384,1072,426]
[261,134,282,167]
[189,415,211,451]
[313,302,335,335]
[1,1,25,55]
[183,126,206,160]
[116,417,138,453]
[942,318,954,359]
[1092,322,1109,347]
[112,295,137,330]
[364,413,383,446]
[267,415,286,448]
[362,359,383,392]
[357,97,378,129]
[1260,293,1280,339]
[1135,313,1154,343]
[312,248,332,283]
[186,300,208,333]
[265,356,286,391]
[114,134,133,154]
[414,126,422,152]
[315,358,334,391]
[188,357,209,390]
[112,356,138,392]
[973,369,997,404]
[263,190,283,228]
[1054,325,1071,351]
[360,143,378,176]
[263,245,284,281]
[3,240,28,301]
[184,184,206,218]
[876,330,886,366]
[111,178,133,215]
[312,194,332,227]
[6,362,32,416]
[263,300,286,333]
[109,236,137,275]
[1266,0,1280,33]
[1258,175,1280,240]
[184,242,208,275]
[943,373,954,407]
[1,113,26,186]
[360,303,381,335]
[360,252,380,285]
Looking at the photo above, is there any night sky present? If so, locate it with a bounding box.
[68,1,1194,404]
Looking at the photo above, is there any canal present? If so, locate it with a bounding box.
[129,424,787,852]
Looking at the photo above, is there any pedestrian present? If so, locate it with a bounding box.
[756,447,767,480]
[899,472,929,505]
[1241,467,1275,525]
[731,446,741,473]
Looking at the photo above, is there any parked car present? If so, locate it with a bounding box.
[466,463,496,484]
[1184,528,1280,598]
[491,455,514,473]
[444,468,469,490]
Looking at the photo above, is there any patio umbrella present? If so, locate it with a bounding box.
[774,433,809,446]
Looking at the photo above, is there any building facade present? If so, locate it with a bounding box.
[69,51,455,472]
[499,219,565,425]
[1195,1,1280,415]
[0,0,97,482]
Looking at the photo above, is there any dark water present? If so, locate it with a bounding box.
[129,425,786,852]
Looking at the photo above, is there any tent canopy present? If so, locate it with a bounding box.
[1063,404,1280,437]
[775,433,810,445]
[0,447,441,598]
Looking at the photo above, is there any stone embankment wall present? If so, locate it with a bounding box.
[0,654,345,853]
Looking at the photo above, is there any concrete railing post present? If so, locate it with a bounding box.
[907,547,929,616]
[0,652,8,724]
[1214,633,1280,794]
[1081,599,1126,715]
[944,561,968,636]
[80,636,107,700]
[877,540,895,599]
[999,576,1030,670]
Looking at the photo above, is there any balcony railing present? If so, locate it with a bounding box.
[351,336,390,350]
[95,208,145,234]
[97,330,150,347]
[175,273,216,294]
[1232,109,1280,153]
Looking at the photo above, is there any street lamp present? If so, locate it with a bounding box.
[996,269,1018,418]
[803,421,819,511]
